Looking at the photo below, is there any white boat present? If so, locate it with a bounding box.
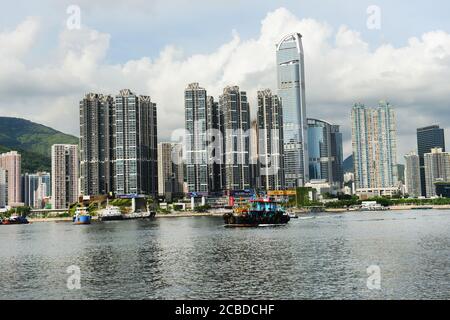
[123,210,156,220]
[99,206,123,221]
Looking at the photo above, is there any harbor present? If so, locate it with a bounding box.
[1,208,450,300]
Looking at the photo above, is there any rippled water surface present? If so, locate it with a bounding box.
[1,210,450,299]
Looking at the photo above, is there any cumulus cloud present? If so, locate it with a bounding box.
[1,7,450,160]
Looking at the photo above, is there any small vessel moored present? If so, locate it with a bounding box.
[123,210,156,220]
[73,207,91,225]
[1,216,29,225]
[99,206,124,221]
[223,198,290,227]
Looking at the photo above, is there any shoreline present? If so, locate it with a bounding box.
[27,212,225,223]
[25,206,450,223]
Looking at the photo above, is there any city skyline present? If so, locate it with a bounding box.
[3,1,450,305]
[2,5,450,161]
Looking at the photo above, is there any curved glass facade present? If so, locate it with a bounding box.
[307,119,331,182]
[307,118,344,186]
[276,33,308,187]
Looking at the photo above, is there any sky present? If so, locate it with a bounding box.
[1,0,450,160]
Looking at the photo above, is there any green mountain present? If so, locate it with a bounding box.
[0,117,79,173]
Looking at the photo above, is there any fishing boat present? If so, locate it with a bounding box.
[99,206,124,221]
[73,207,91,225]
[223,198,290,227]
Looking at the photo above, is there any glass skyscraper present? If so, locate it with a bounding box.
[276,33,308,187]
[307,119,343,187]
[417,125,446,196]
[330,125,344,187]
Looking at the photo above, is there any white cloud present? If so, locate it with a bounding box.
[1,7,450,160]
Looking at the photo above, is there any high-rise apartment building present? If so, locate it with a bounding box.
[158,142,184,201]
[276,33,309,187]
[257,89,285,191]
[351,104,374,189]
[404,152,421,198]
[0,151,22,206]
[424,148,450,198]
[114,89,158,196]
[51,144,79,209]
[373,101,398,188]
[250,120,260,189]
[79,93,115,196]
[206,96,224,192]
[351,102,398,191]
[0,168,7,208]
[417,125,446,196]
[220,86,251,191]
[307,119,343,187]
[185,83,209,194]
[79,90,157,198]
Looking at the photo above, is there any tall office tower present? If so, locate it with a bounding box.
[276,33,308,187]
[220,86,251,191]
[307,119,343,186]
[351,103,374,189]
[424,148,450,198]
[206,96,224,192]
[22,172,51,209]
[373,101,398,188]
[158,142,184,201]
[417,125,446,196]
[351,102,398,190]
[397,164,405,184]
[51,144,79,209]
[404,152,421,198]
[114,89,158,196]
[330,124,344,187]
[0,151,22,206]
[0,168,7,208]
[79,93,115,196]
[257,89,285,191]
[185,83,209,193]
[250,120,260,189]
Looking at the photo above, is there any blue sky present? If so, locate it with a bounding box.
[1,0,450,158]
